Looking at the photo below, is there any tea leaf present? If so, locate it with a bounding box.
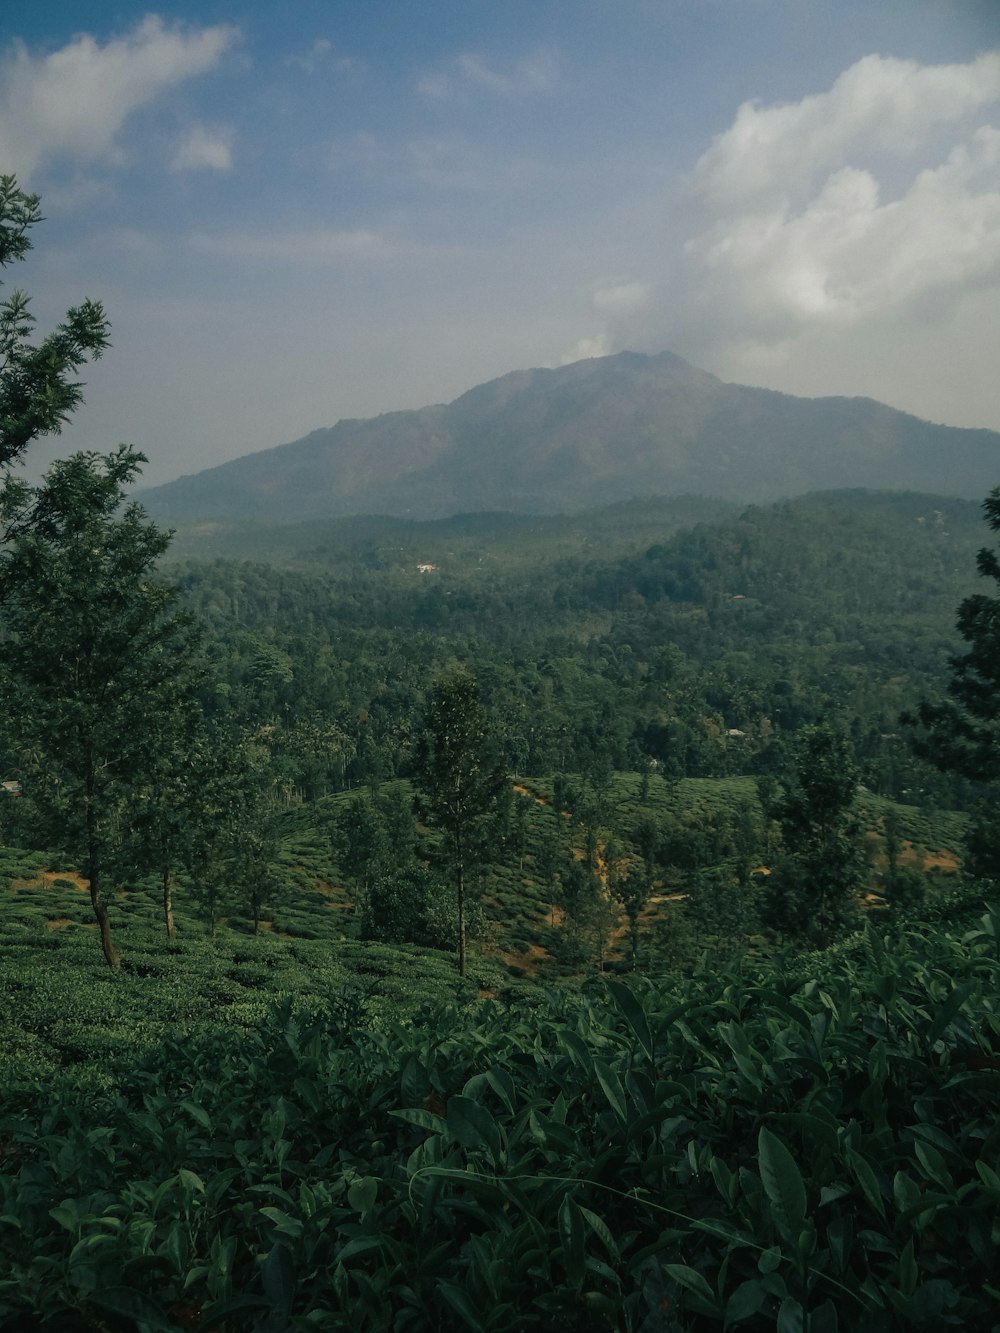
[758,1127,806,1238]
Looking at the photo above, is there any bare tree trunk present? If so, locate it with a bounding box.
[458,860,467,978]
[86,781,120,969]
[89,864,120,970]
[163,868,175,941]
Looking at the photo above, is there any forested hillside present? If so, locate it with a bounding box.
[164,490,982,806]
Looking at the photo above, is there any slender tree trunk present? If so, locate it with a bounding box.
[89,863,120,970]
[163,867,175,941]
[458,859,467,978]
[85,771,120,969]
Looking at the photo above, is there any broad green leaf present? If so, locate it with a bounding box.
[484,1066,517,1115]
[558,1194,586,1290]
[606,978,654,1061]
[177,1167,205,1194]
[258,1205,304,1239]
[914,1140,953,1191]
[724,1279,766,1326]
[447,1094,502,1162]
[335,1236,384,1263]
[758,1246,782,1274]
[399,1054,425,1107]
[845,1147,886,1220]
[725,1023,762,1087]
[897,1238,917,1299]
[580,1205,620,1260]
[593,1056,627,1122]
[180,1100,212,1131]
[48,1205,78,1233]
[389,1107,447,1134]
[262,1241,296,1312]
[558,1026,594,1074]
[347,1176,378,1214]
[776,1295,804,1333]
[758,1127,806,1238]
[665,1263,716,1309]
[437,1281,488,1333]
[711,1155,737,1206]
[810,1300,839,1333]
[927,981,975,1047]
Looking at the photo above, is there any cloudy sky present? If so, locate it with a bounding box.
[3,0,999,486]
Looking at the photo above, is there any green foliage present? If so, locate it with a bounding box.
[911,487,1000,785]
[909,488,1000,891]
[763,726,868,947]
[415,668,510,976]
[166,490,981,805]
[2,921,999,1328]
[0,448,203,967]
[360,864,453,949]
[0,174,110,474]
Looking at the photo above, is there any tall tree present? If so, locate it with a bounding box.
[761,724,866,947]
[907,488,1000,880]
[910,488,1000,783]
[0,176,109,480]
[413,668,508,977]
[610,858,652,970]
[0,447,202,967]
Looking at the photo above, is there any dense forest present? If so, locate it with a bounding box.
[3,176,1000,1330]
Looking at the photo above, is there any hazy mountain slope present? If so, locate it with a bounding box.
[140,351,1000,522]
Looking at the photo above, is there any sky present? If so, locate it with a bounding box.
[2,0,999,488]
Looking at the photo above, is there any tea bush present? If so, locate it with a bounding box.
[2,917,999,1329]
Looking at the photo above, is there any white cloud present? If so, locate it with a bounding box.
[678,51,1000,344]
[560,335,611,364]
[593,281,651,315]
[0,15,238,181]
[287,37,332,74]
[171,123,233,172]
[286,38,360,77]
[418,47,558,100]
[694,50,1000,208]
[189,227,397,263]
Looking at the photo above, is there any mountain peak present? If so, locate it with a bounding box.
[140,351,1000,524]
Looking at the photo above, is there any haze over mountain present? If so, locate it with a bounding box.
[140,352,1000,523]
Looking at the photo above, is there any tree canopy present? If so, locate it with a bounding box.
[0,447,203,967]
[414,667,509,975]
[0,175,110,477]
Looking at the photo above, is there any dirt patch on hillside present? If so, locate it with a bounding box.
[513,782,546,803]
[12,870,89,893]
[909,846,960,874]
[45,918,72,931]
[500,942,553,975]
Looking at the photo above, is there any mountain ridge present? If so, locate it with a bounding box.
[140,351,1000,522]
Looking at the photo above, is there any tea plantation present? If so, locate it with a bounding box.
[2,859,999,1330]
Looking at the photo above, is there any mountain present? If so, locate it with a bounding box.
[140,351,1000,522]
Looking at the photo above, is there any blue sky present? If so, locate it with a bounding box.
[3,1,999,486]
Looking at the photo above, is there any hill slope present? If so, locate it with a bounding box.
[140,350,1000,522]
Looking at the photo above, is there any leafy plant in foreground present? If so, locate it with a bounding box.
[2,920,998,1329]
